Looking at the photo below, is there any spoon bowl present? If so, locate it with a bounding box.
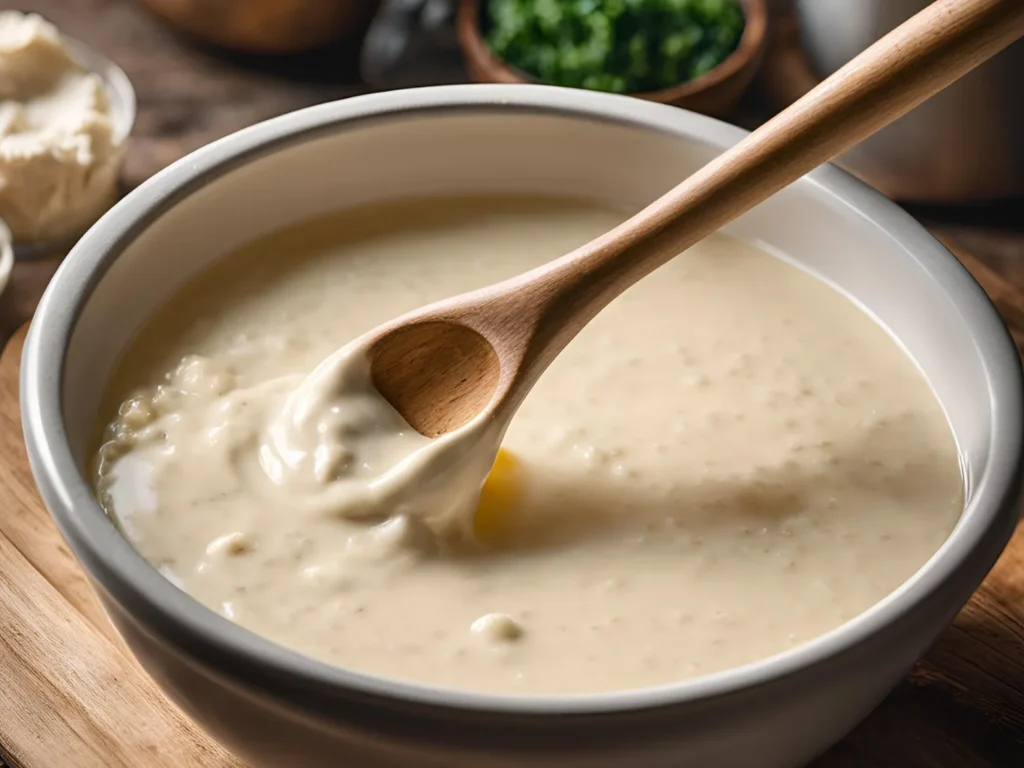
[368,319,499,437]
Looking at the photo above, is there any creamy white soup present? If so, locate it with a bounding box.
[95,196,962,694]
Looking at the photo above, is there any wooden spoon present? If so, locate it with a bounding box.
[366,0,1024,439]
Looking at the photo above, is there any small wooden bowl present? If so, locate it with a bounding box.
[457,0,768,119]
[139,0,380,54]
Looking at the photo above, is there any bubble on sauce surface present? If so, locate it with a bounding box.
[118,396,157,430]
[171,355,236,396]
[205,531,253,557]
[148,384,185,414]
[471,613,524,642]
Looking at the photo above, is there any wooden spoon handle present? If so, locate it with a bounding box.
[494,0,1024,406]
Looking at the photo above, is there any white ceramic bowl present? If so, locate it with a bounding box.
[21,86,1024,768]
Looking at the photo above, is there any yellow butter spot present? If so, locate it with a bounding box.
[474,449,518,542]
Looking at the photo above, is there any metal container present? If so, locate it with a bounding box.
[796,0,1024,202]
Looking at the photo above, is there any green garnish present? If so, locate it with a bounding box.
[485,0,745,94]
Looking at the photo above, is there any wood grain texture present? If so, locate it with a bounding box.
[370,0,1024,438]
[0,526,241,768]
[0,328,244,768]
[0,327,115,643]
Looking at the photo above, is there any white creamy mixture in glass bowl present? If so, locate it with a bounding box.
[94,194,962,695]
[0,11,133,246]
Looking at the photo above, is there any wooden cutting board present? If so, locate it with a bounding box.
[0,326,244,768]
[2,255,1024,767]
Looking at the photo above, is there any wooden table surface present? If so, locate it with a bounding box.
[2,1,1024,766]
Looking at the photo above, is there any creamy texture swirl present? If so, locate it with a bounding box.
[99,336,498,554]
[95,196,962,694]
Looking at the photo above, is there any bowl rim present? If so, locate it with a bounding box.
[21,83,1024,716]
[456,0,769,102]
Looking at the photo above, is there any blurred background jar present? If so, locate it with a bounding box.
[796,0,1024,203]
[139,0,380,54]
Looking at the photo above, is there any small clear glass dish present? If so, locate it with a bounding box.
[10,33,137,261]
[0,219,12,297]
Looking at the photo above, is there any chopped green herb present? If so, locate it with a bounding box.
[486,0,745,93]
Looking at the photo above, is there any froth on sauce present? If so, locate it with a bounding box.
[95,196,962,694]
